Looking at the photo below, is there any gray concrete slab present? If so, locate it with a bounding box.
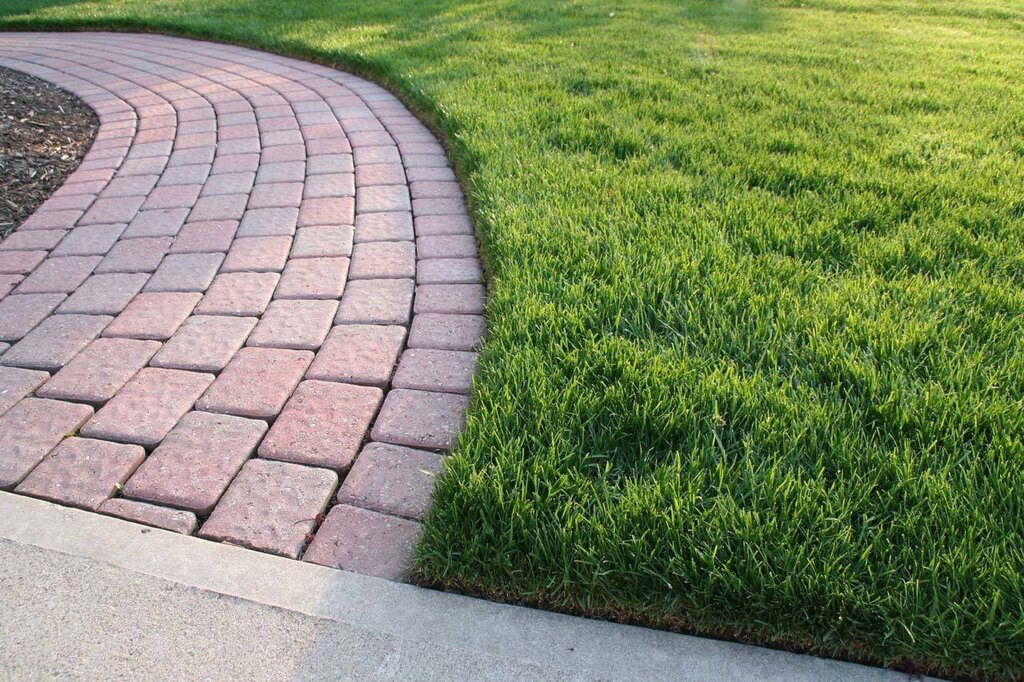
[0,492,926,681]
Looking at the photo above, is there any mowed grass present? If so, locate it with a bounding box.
[3,0,1023,676]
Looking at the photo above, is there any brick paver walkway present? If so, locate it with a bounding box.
[0,33,484,581]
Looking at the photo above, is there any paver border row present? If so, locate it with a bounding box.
[0,32,486,580]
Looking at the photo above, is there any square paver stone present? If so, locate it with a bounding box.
[247,299,337,350]
[56,273,149,315]
[81,368,214,447]
[354,212,413,243]
[370,388,468,451]
[0,366,49,417]
[0,398,94,489]
[305,324,405,388]
[151,315,256,372]
[222,236,292,273]
[0,293,65,342]
[337,442,443,520]
[0,314,112,372]
[51,224,125,257]
[259,380,382,471]
[291,226,353,258]
[95,237,172,273]
[392,348,478,394]
[36,338,161,403]
[98,498,198,535]
[407,313,485,351]
[103,292,202,340]
[124,411,267,515]
[303,504,421,581]
[15,437,145,510]
[199,458,337,558]
[196,347,312,419]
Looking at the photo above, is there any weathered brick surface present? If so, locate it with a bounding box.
[274,257,348,300]
[124,411,267,514]
[407,313,485,351]
[0,293,65,342]
[349,241,415,279]
[354,212,413,243]
[14,256,100,294]
[95,237,171,273]
[306,324,405,388]
[222,236,292,273]
[123,207,189,238]
[196,347,312,419]
[247,299,337,350]
[56,273,148,315]
[199,458,337,558]
[81,368,213,446]
[0,367,49,417]
[169,220,238,254]
[0,314,111,371]
[99,498,198,534]
[371,388,469,451]
[0,398,93,489]
[16,437,145,510]
[416,258,483,284]
[337,442,443,520]
[392,348,478,395]
[291,226,353,258]
[51,224,125,257]
[144,253,224,292]
[37,338,160,403]
[195,272,279,316]
[335,278,414,325]
[103,292,202,340]
[414,284,486,314]
[303,504,422,581]
[259,380,382,471]
[151,315,256,371]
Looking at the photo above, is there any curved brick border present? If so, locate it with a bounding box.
[0,32,484,581]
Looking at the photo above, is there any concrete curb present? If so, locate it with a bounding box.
[0,492,926,680]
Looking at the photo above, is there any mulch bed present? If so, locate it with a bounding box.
[0,65,98,240]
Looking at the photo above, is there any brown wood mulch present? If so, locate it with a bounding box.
[0,65,98,240]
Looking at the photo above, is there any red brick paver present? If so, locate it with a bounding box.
[0,32,484,580]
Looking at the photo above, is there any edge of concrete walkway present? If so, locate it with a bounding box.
[0,492,928,681]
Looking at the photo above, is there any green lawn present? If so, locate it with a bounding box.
[3,0,1023,676]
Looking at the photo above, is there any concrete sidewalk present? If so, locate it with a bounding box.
[0,493,925,681]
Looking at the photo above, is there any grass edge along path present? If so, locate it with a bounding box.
[2,1,1023,678]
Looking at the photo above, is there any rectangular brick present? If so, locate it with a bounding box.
[0,250,47,275]
[56,273,149,315]
[14,256,100,294]
[15,437,145,510]
[392,348,478,394]
[0,366,49,417]
[348,241,414,280]
[274,257,348,300]
[258,380,382,471]
[103,291,202,340]
[247,299,337,350]
[291,226,353,258]
[354,212,413,243]
[144,253,224,292]
[195,272,279,316]
[123,207,190,238]
[169,220,238,253]
[303,504,421,581]
[81,368,214,447]
[0,293,65,342]
[305,324,405,388]
[222,236,292,273]
[51,224,125,257]
[196,347,312,419]
[0,398,93,489]
[337,442,443,520]
[237,207,299,237]
[407,313,485,351]
[335,278,413,325]
[413,284,485,314]
[0,314,111,371]
[37,338,161,403]
[99,498,198,534]
[370,388,468,451]
[151,315,256,372]
[124,411,268,514]
[198,458,336,558]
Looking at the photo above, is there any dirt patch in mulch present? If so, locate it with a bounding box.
[0,65,98,240]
